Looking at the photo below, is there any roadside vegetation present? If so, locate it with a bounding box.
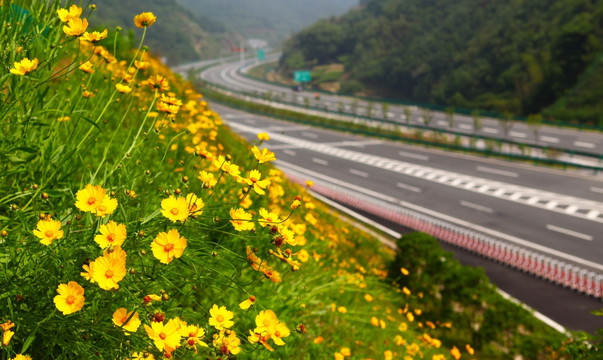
[0,1,599,359]
[279,0,603,126]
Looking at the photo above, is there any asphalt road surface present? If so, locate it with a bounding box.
[210,102,603,332]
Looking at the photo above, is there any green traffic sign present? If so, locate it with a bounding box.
[257,49,265,61]
[293,70,311,83]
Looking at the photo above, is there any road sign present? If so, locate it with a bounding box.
[257,49,265,61]
[293,70,311,83]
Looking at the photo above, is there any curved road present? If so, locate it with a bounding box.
[210,102,603,332]
[201,60,603,158]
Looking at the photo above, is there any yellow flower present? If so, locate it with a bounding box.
[229,208,254,231]
[297,249,309,262]
[337,306,347,314]
[370,316,379,327]
[147,74,170,92]
[151,229,187,264]
[92,247,127,290]
[384,350,393,360]
[450,346,461,359]
[245,169,271,195]
[239,295,256,310]
[53,281,85,315]
[95,196,118,218]
[198,170,217,188]
[185,193,204,217]
[258,208,279,226]
[57,116,71,122]
[115,83,132,93]
[251,146,276,163]
[135,60,150,70]
[364,293,373,302]
[81,261,95,283]
[134,12,157,28]
[466,344,475,355]
[75,184,106,213]
[112,308,141,333]
[80,29,108,43]
[209,304,234,330]
[94,221,126,249]
[306,180,314,187]
[213,329,241,355]
[179,323,208,352]
[144,318,181,353]
[63,17,89,36]
[257,132,270,141]
[129,352,155,360]
[334,353,344,360]
[9,355,32,360]
[57,5,82,22]
[10,57,38,76]
[406,312,414,322]
[314,336,324,344]
[33,217,64,245]
[250,310,290,348]
[340,347,351,356]
[160,195,190,222]
[400,267,409,275]
[2,331,14,346]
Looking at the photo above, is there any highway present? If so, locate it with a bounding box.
[201,60,603,158]
[210,102,603,332]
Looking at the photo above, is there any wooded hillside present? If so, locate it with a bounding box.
[280,0,603,125]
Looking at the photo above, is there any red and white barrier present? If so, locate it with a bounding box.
[289,175,603,300]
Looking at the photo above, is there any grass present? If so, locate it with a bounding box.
[0,1,598,360]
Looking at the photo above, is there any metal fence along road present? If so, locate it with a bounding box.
[283,171,603,300]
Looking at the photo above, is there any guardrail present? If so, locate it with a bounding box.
[201,83,603,173]
[239,61,603,132]
[284,171,603,300]
[200,76,603,162]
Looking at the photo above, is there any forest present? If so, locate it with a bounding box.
[93,0,239,64]
[280,0,603,125]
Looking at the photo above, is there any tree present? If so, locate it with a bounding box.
[472,110,482,134]
[499,111,514,139]
[422,109,434,129]
[527,114,543,144]
[445,107,455,129]
[382,102,390,120]
[403,107,412,127]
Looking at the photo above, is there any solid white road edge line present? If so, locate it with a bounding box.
[276,159,603,272]
[546,224,593,241]
[310,184,568,335]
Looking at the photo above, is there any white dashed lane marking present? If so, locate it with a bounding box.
[460,200,494,213]
[398,151,429,161]
[229,122,603,224]
[541,136,559,143]
[312,157,328,166]
[574,141,595,149]
[510,131,527,138]
[476,166,519,178]
[282,150,296,156]
[349,169,369,178]
[546,224,593,241]
[397,182,422,193]
[591,186,603,194]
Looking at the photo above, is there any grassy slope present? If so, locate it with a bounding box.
[0,2,586,359]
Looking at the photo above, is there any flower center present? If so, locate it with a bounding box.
[45,230,54,238]
[66,295,75,305]
[170,208,179,215]
[87,197,96,205]
[105,270,114,279]
[217,315,224,322]
[107,233,115,243]
[98,205,107,212]
[250,177,257,183]
[164,243,174,252]
[187,338,195,346]
[159,332,167,340]
[275,331,281,337]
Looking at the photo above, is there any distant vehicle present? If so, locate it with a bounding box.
[292,85,303,92]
